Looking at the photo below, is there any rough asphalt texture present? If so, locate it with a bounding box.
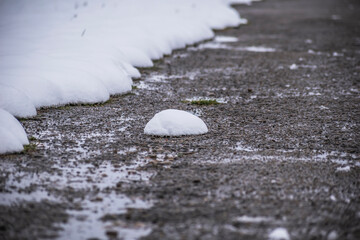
[1,0,359,239]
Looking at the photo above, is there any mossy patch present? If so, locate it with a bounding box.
[184,99,220,106]
[55,99,112,109]
[22,143,37,153]
[28,136,37,141]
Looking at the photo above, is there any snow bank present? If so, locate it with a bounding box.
[144,109,208,136]
[0,0,253,153]
[0,109,29,153]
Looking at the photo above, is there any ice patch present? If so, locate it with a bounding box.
[144,109,208,136]
[269,227,290,240]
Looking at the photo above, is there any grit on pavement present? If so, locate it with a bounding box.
[1,0,359,239]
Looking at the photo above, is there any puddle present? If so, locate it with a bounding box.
[1,149,155,239]
[58,191,152,240]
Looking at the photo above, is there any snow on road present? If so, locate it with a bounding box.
[0,0,252,154]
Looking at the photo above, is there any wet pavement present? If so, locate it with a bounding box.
[1,0,359,239]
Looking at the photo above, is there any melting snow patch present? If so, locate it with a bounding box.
[234,142,259,152]
[0,190,57,206]
[192,42,231,50]
[191,42,275,52]
[144,109,208,136]
[336,166,350,172]
[319,105,329,110]
[240,46,276,52]
[269,228,290,240]
[136,81,157,90]
[214,36,238,43]
[185,96,228,103]
[332,52,344,57]
[235,216,273,223]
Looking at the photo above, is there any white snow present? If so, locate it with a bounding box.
[327,230,338,240]
[0,0,251,154]
[235,215,273,223]
[332,52,343,57]
[330,195,337,201]
[0,109,29,153]
[289,64,298,70]
[192,43,275,52]
[336,166,351,172]
[214,35,239,43]
[185,96,228,103]
[241,46,276,52]
[144,109,208,136]
[269,228,290,240]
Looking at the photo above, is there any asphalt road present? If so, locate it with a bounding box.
[1,0,359,239]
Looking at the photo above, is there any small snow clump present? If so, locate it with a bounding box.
[289,64,298,70]
[269,227,290,240]
[144,109,208,136]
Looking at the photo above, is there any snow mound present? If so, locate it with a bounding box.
[0,85,36,118]
[144,109,208,136]
[269,227,290,240]
[0,109,29,153]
